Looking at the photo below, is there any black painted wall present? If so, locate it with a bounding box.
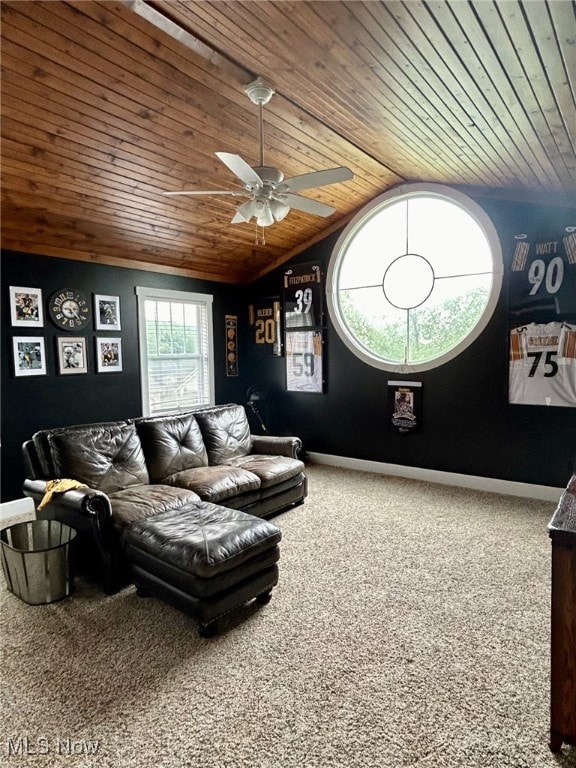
[246,196,576,489]
[2,194,575,502]
[1,252,248,502]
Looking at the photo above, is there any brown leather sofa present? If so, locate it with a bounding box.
[22,404,307,594]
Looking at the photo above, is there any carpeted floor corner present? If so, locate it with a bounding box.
[1,464,575,767]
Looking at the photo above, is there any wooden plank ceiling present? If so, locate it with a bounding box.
[1,0,574,284]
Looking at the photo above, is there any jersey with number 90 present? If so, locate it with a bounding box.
[509,322,576,407]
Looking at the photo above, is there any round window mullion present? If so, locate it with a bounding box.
[326,183,503,372]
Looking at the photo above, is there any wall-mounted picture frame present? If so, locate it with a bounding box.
[94,294,121,331]
[285,329,324,393]
[13,336,47,377]
[96,337,122,373]
[9,286,44,328]
[56,337,88,375]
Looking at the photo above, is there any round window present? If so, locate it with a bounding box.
[326,183,503,372]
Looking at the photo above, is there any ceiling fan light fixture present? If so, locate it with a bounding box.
[255,201,275,227]
[270,199,290,222]
[233,199,256,223]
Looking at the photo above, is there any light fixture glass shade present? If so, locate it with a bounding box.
[233,200,256,223]
[270,199,290,221]
[233,197,288,226]
[256,202,274,227]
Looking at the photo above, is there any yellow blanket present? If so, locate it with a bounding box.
[37,479,88,511]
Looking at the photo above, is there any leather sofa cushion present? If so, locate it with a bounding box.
[47,422,149,494]
[109,484,200,531]
[224,454,305,489]
[123,502,282,578]
[194,404,252,465]
[32,420,130,479]
[136,413,208,482]
[163,465,261,504]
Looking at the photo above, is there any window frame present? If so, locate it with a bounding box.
[326,183,504,372]
[136,286,215,416]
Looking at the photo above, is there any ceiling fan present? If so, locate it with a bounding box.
[163,77,354,227]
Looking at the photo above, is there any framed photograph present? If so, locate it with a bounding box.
[9,286,44,328]
[388,380,423,434]
[96,337,122,373]
[13,337,47,377]
[56,337,88,375]
[94,294,121,331]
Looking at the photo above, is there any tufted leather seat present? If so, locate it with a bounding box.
[108,485,200,531]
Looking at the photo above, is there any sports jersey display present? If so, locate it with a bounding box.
[509,229,576,315]
[509,322,576,407]
[248,298,281,356]
[285,330,324,393]
[283,263,323,328]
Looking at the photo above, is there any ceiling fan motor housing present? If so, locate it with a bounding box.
[252,166,284,188]
[244,77,275,106]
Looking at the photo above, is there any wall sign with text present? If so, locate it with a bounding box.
[388,380,423,434]
[248,298,281,356]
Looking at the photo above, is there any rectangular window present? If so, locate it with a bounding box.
[136,287,214,416]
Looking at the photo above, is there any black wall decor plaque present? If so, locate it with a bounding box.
[388,380,423,434]
[225,314,238,376]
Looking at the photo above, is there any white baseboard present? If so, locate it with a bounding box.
[0,497,36,529]
[306,452,564,504]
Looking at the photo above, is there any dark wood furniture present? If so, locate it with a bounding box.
[548,472,576,753]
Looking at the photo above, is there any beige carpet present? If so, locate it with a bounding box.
[2,464,575,768]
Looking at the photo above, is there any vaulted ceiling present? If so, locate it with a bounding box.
[1,1,574,284]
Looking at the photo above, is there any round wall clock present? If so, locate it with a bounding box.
[49,289,91,331]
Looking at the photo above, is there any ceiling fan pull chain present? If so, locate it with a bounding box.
[254,223,265,246]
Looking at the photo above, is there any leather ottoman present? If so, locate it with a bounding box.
[122,502,281,636]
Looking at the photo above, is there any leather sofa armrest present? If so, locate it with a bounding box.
[23,478,121,594]
[250,435,302,459]
[23,478,112,520]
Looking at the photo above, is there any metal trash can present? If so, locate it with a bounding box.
[0,520,77,605]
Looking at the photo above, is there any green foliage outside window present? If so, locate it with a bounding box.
[340,286,489,364]
[146,320,200,357]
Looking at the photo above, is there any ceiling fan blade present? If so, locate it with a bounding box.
[163,190,247,197]
[279,193,336,218]
[279,166,354,193]
[215,152,263,187]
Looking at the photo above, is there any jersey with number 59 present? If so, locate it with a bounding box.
[509,322,576,407]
